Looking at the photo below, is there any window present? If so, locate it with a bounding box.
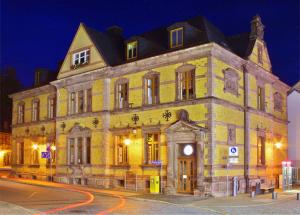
[127,41,137,59]
[72,49,90,67]
[170,28,183,48]
[144,73,159,105]
[274,92,283,112]
[177,70,195,100]
[17,142,24,165]
[31,147,39,165]
[115,80,129,109]
[68,137,91,165]
[223,68,239,96]
[77,91,84,113]
[69,89,92,115]
[115,136,128,165]
[257,45,263,64]
[86,89,92,112]
[48,96,56,119]
[17,103,25,124]
[257,136,266,165]
[145,133,159,164]
[257,86,265,111]
[32,99,40,122]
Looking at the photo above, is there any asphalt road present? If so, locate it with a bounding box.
[0,180,215,215]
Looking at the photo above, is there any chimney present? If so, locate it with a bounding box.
[106,25,123,38]
[250,15,265,40]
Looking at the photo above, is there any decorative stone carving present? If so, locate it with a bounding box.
[250,15,265,40]
[223,68,239,96]
[177,109,189,121]
[227,125,236,145]
[274,92,283,112]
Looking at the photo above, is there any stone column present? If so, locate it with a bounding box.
[194,131,205,196]
[165,131,175,194]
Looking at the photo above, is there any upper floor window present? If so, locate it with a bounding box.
[257,86,265,111]
[223,68,239,96]
[274,92,283,112]
[144,73,159,105]
[257,136,266,165]
[177,68,195,100]
[115,79,129,110]
[115,135,128,165]
[170,28,183,48]
[32,99,40,122]
[127,41,137,60]
[48,96,56,119]
[69,89,92,115]
[72,49,90,68]
[17,102,25,124]
[145,133,159,164]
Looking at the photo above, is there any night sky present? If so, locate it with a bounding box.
[1,0,299,87]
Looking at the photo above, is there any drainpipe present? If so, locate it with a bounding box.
[243,63,250,193]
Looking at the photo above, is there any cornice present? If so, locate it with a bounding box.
[9,85,56,100]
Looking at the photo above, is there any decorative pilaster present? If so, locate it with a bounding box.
[165,131,176,194]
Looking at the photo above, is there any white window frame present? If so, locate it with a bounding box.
[72,49,90,66]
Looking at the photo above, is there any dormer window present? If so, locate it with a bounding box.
[170,28,183,48]
[72,49,90,68]
[127,41,137,59]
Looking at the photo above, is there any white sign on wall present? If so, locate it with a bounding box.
[229,146,238,157]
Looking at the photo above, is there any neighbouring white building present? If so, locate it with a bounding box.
[288,81,300,171]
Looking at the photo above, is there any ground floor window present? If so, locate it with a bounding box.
[146,133,159,164]
[115,135,128,165]
[257,136,266,165]
[16,142,24,165]
[68,137,91,165]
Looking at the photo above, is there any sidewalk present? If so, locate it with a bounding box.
[0,201,36,215]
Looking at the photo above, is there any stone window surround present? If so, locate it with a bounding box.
[31,98,40,122]
[17,101,25,124]
[141,125,162,165]
[273,92,283,112]
[223,68,240,96]
[110,129,130,166]
[67,124,91,166]
[16,141,24,165]
[142,71,160,106]
[175,64,196,101]
[67,81,92,115]
[47,94,56,119]
[114,78,129,110]
[256,78,266,112]
[257,129,266,166]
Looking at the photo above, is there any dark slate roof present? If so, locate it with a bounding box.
[83,16,255,66]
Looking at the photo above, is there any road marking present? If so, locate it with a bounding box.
[27,191,37,199]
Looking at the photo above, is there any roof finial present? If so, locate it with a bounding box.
[250,15,265,40]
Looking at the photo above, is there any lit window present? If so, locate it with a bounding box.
[170,28,183,48]
[115,135,128,165]
[144,74,159,105]
[72,49,90,67]
[32,99,40,122]
[257,86,265,111]
[116,81,129,109]
[257,136,265,165]
[32,147,39,165]
[68,137,91,165]
[127,41,137,59]
[177,70,195,100]
[17,103,25,124]
[17,142,24,165]
[48,97,56,119]
[146,133,159,164]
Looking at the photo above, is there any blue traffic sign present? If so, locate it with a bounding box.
[41,152,50,159]
[231,147,237,153]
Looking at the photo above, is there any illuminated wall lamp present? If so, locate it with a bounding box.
[51,145,56,151]
[275,142,282,149]
[124,138,131,146]
[32,144,39,150]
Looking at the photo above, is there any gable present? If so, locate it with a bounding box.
[248,39,272,72]
[57,23,107,79]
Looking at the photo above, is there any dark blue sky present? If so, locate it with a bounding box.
[1,0,299,87]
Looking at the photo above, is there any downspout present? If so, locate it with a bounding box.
[243,63,250,193]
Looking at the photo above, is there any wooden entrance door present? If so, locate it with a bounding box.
[177,157,196,193]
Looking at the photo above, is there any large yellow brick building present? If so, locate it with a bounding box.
[10,15,289,196]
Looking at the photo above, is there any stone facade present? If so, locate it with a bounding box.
[10,15,290,197]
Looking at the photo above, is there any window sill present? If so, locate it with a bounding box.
[28,165,40,168]
[110,164,130,169]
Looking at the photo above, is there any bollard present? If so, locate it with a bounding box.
[250,191,255,198]
[272,192,277,200]
[297,193,300,200]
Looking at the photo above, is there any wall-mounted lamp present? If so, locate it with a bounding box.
[51,145,56,151]
[124,138,131,146]
[275,142,282,149]
[32,144,38,150]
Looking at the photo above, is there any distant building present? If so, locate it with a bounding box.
[0,68,22,168]
[288,81,300,169]
[10,15,290,197]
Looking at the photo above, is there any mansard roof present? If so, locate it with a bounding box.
[81,15,260,66]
